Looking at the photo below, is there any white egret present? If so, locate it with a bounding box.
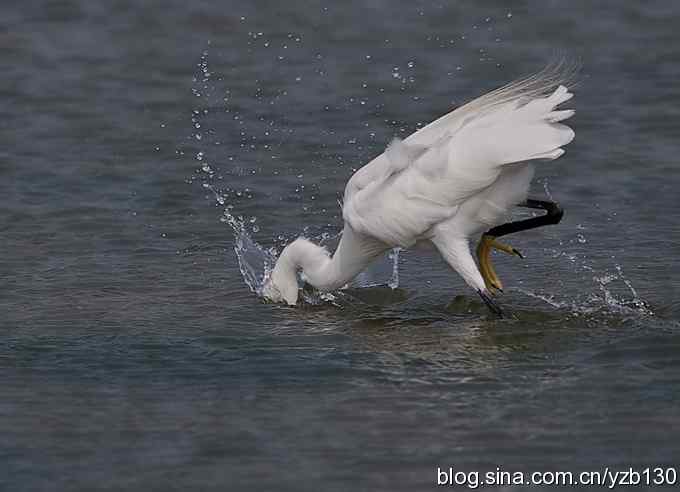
[262,62,576,315]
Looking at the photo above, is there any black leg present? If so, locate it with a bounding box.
[476,199,563,317]
[477,289,504,318]
[485,199,564,238]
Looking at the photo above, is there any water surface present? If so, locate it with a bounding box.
[2,1,680,490]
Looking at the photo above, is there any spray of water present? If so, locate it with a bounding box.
[517,266,652,316]
[188,48,649,316]
[190,51,400,304]
[516,181,651,316]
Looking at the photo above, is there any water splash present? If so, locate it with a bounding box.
[518,245,652,317]
[591,264,652,315]
[224,211,278,296]
[387,248,401,289]
[186,45,402,305]
[517,264,652,317]
[223,209,401,303]
[204,184,277,295]
[239,227,402,303]
[190,47,276,298]
[513,183,651,316]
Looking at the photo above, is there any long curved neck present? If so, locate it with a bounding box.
[275,225,386,292]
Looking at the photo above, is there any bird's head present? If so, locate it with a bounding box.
[261,237,332,306]
[262,259,299,305]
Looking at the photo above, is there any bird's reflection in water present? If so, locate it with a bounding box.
[273,284,612,363]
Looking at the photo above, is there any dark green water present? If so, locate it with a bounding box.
[3,1,680,490]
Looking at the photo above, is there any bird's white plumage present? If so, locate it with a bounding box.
[343,84,574,247]
[263,63,577,305]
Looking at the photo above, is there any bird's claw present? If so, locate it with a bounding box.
[476,233,523,293]
[511,247,524,259]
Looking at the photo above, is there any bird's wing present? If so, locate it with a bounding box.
[343,62,577,247]
[343,139,427,204]
[342,137,460,247]
[344,59,578,204]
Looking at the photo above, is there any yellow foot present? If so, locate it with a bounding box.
[476,234,523,292]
